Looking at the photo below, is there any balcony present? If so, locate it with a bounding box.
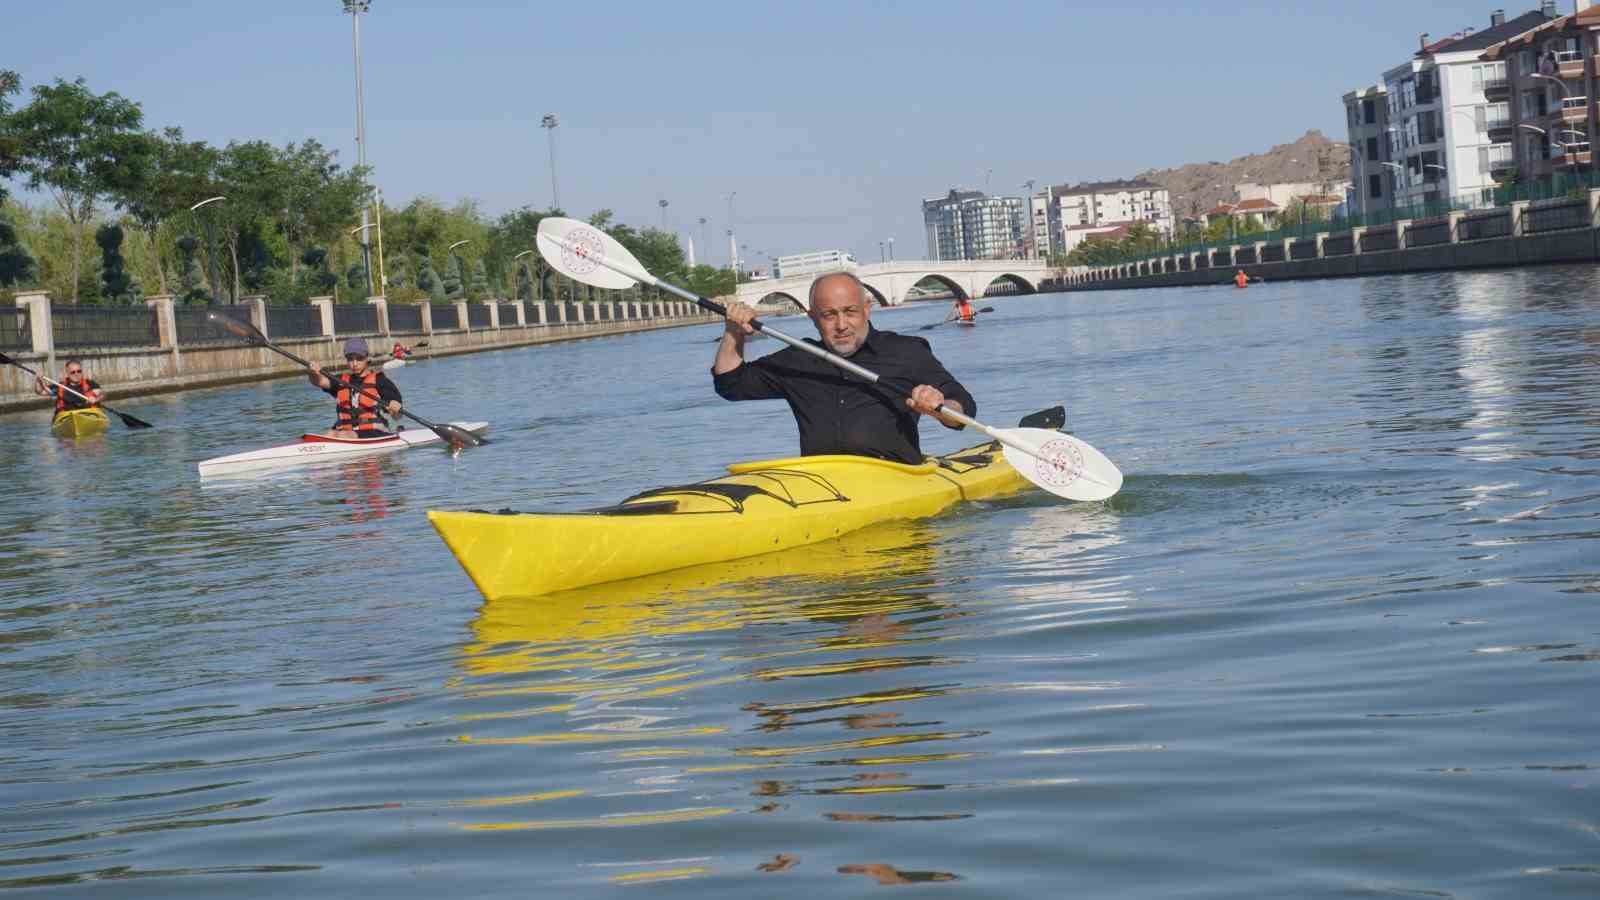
[1483,75,1510,98]
[1557,50,1585,79]
[1560,95,1589,123]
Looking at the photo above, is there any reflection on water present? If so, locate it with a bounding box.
[2,270,1598,895]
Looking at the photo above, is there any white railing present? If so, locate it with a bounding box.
[1560,95,1588,112]
[1554,49,1583,64]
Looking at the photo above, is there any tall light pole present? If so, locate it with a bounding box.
[659,198,668,229]
[887,236,894,262]
[190,196,226,305]
[725,191,738,271]
[541,114,560,210]
[514,248,535,301]
[343,0,374,296]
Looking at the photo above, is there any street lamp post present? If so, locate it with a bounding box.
[514,248,536,302]
[190,196,226,306]
[725,192,737,272]
[342,1,374,297]
[541,114,560,210]
[659,199,668,230]
[448,239,468,299]
[887,237,894,261]
[879,240,885,263]
[1380,162,1405,216]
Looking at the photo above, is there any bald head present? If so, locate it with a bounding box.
[808,271,871,356]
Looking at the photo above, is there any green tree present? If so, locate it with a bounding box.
[10,78,153,302]
[0,71,21,205]
[175,234,206,304]
[301,247,336,294]
[415,252,444,302]
[442,253,464,298]
[470,258,489,298]
[95,223,135,303]
[514,261,533,300]
[346,261,368,292]
[274,139,369,283]
[0,205,36,288]
[120,127,217,295]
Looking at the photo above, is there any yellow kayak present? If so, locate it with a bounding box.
[429,439,1030,600]
[50,407,110,439]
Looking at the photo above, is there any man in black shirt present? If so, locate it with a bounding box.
[712,271,975,464]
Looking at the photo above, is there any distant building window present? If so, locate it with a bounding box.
[1363,98,1377,124]
[1369,173,1383,199]
[1366,136,1380,160]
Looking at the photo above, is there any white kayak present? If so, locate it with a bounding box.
[198,421,489,477]
[382,359,406,371]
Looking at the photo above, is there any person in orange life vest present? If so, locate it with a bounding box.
[32,360,104,410]
[1234,269,1249,289]
[391,341,410,360]
[954,296,975,323]
[305,337,403,437]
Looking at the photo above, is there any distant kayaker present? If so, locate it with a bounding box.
[954,296,975,323]
[1234,269,1249,289]
[33,360,103,410]
[391,341,410,360]
[713,271,975,464]
[306,337,403,438]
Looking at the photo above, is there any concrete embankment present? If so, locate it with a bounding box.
[1061,192,1600,292]
[1,295,719,414]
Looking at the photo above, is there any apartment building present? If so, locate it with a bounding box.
[1343,84,1393,214]
[1349,6,1561,214]
[1479,2,1599,184]
[1031,179,1172,256]
[921,190,1027,261]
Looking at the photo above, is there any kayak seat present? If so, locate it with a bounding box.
[1017,406,1067,430]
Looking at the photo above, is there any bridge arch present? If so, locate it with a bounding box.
[981,273,1038,297]
[860,281,890,307]
[756,291,805,312]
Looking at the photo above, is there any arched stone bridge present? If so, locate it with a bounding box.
[736,259,1057,310]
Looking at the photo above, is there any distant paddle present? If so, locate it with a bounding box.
[207,313,487,450]
[536,217,1122,501]
[0,351,154,430]
[920,306,994,331]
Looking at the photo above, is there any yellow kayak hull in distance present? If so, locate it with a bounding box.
[50,407,110,439]
[428,439,1031,599]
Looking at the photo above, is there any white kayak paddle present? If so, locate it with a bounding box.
[535,217,1122,502]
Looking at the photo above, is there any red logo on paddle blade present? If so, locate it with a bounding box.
[561,228,605,276]
[1033,438,1085,487]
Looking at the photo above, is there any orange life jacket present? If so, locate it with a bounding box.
[1234,271,1249,288]
[335,370,384,431]
[957,300,974,321]
[54,378,97,411]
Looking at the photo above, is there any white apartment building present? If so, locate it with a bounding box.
[1378,8,1554,211]
[922,190,1027,261]
[1032,179,1172,256]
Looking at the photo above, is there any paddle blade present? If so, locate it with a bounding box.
[995,427,1123,502]
[207,311,266,345]
[113,409,155,430]
[435,423,488,449]
[536,217,644,290]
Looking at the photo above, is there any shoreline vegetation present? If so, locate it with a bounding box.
[0,71,735,311]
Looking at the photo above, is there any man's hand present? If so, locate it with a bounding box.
[906,385,965,428]
[905,384,946,416]
[724,302,758,337]
[386,400,402,417]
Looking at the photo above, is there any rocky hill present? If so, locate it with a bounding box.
[1134,130,1352,219]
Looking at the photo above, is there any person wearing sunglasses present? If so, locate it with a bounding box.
[305,337,403,438]
[32,360,104,410]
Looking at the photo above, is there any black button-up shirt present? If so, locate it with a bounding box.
[712,326,976,464]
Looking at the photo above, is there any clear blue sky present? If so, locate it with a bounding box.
[8,1,1520,264]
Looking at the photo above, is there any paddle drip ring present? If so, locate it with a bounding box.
[562,228,606,276]
[1034,438,1084,487]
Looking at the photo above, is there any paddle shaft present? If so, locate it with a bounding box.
[0,352,151,429]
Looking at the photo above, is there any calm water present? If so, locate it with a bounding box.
[2,270,1598,897]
